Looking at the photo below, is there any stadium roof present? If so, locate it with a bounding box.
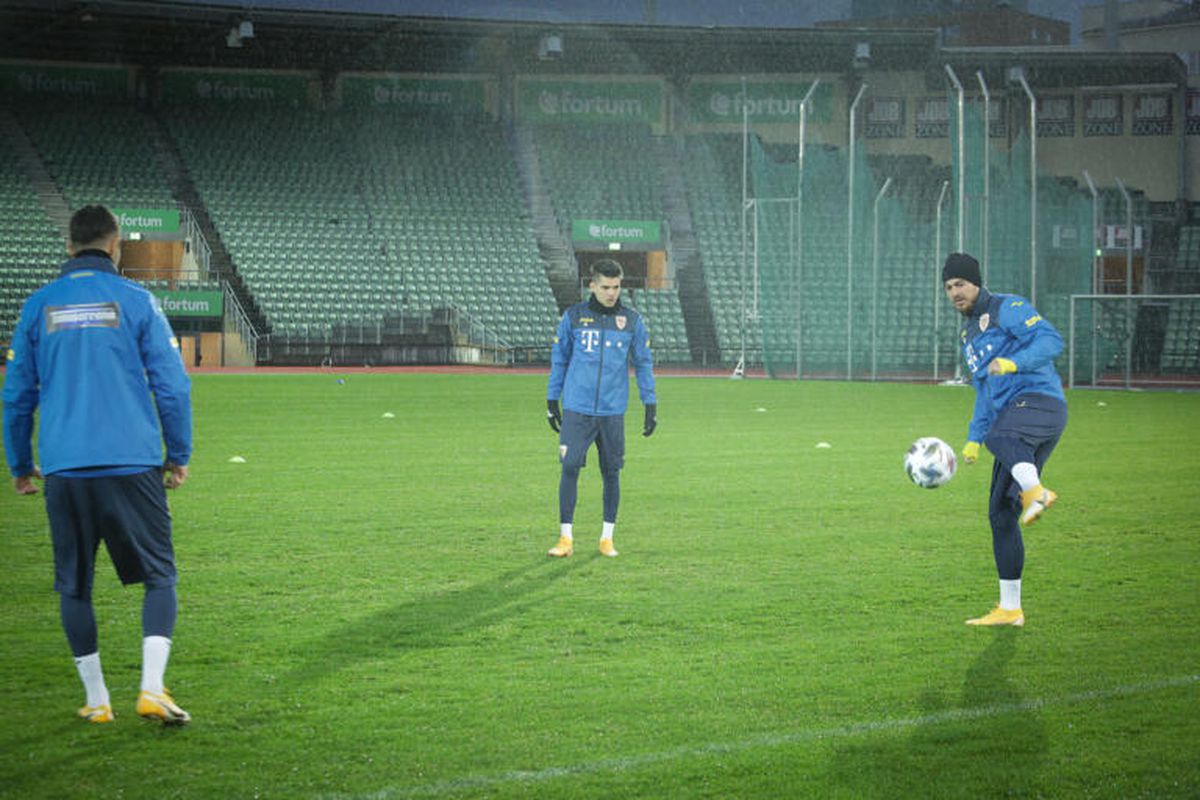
[0,1,929,73]
[0,0,1183,87]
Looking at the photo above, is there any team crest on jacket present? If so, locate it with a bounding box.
[616,315,627,330]
[979,313,990,332]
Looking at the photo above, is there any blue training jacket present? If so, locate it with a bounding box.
[3,253,192,477]
[959,287,1065,443]
[547,299,656,417]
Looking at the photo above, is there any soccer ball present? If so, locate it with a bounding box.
[904,437,958,489]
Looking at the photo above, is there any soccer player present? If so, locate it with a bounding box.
[3,205,194,724]
[545,259,657,558]
[943,252,1067,627]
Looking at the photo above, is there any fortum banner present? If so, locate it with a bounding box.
[340,74,488,114]
[160,68,310,106]
[0,60,131,99]
[152,290,223,319]
[112,208,180,235]
[686,79,833,124]
[572,219,662,243]
[517,78,664,125]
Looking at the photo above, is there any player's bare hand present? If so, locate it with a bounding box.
[164,463,189,489]
[14,467,42,495]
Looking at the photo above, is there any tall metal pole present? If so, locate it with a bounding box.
[740,77,749,370]
[1116,176,1134,390]
[934,180,950,381]
[1017,73,1038,306]
[847,82,867,380]
[944,65,965,251]
[871,177,892,381]
[976,70,991,282]
[1083,170,1101,386]
[795,79,819,380]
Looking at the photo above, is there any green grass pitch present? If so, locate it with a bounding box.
[1,372,1198,799]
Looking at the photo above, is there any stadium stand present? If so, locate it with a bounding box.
[163,107,558,350]
[0,143,63,345]
[681,133,758,361]
[12,100,174,211]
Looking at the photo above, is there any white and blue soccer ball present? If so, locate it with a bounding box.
[904,437,958,489]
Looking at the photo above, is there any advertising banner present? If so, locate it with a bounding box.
[864,97,905,139]
[915,96,949,139]
[112,208,181,235]
[0,60,131,99]
[572,219,662,243]
[340,74,488,114]
[516,78,664,124]
[685,79,833,124]
[1037,95,1074,137]
[152,290,223,318]
[1083,94,1122,137]
[161,68,310,106]
[1132,93,1172,136]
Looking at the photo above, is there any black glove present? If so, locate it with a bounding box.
[642,403,657,437]
[547,399,562,433]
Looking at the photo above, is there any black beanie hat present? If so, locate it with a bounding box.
[942,252,981,286]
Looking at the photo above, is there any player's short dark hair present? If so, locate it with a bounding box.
[69,205,119,249]
[590,259,623,281]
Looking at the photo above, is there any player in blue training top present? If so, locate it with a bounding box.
[545,259,657,558]
[3,205,194,724]
[943,252,1068,627]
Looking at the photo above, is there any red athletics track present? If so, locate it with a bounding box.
[184,364,766,378]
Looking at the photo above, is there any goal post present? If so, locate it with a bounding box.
[1068,294,1200,389]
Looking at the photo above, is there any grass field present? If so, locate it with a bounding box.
[1,372,1198,799]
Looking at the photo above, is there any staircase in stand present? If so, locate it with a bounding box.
[0,106,71,236]
[654,134,720,365]
[510,123,579,311]
[145,111,270,339]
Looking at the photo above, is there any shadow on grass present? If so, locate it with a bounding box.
[827,629,1047,797]
[287,555,593,684]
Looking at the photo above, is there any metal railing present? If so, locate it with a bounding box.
[222,281,260,365]
[180,206,212,279]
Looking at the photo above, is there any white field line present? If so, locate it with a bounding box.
[331,673,1199,800]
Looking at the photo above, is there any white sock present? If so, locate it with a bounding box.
[141,636,172,694]
[999,579,1022,611]
[560,523,573,541]
[601,521,615,541]
[1011,462,1040,493]
[74,652,110,708]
